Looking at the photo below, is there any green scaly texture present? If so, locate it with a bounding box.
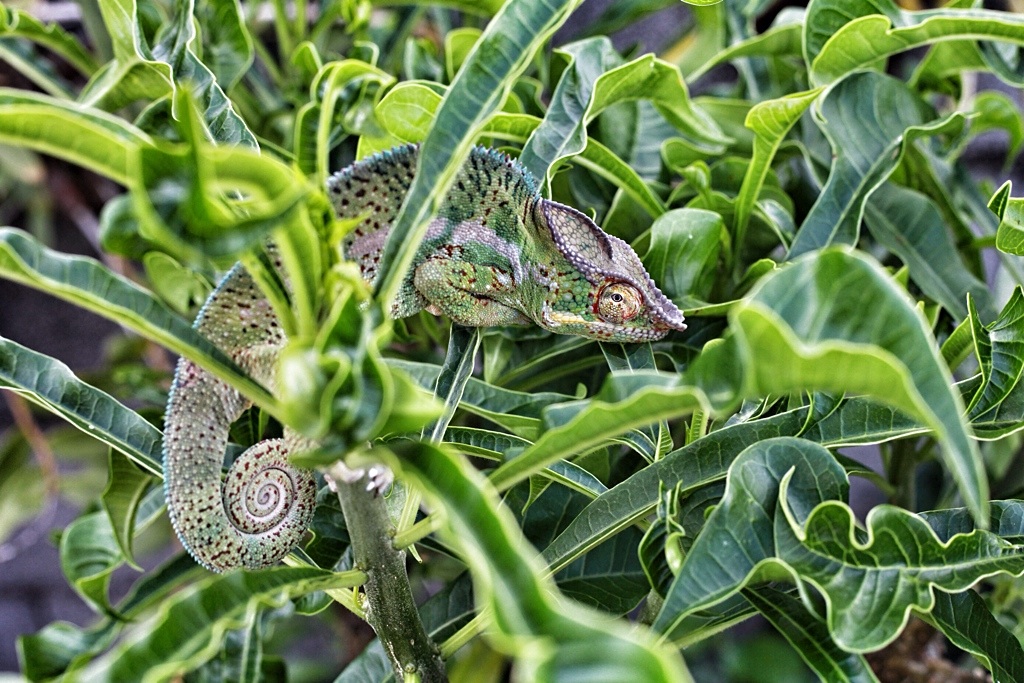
[164,145,685,572]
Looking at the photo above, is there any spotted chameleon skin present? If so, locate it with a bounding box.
[166,145,685,573]
[328,145,686,341]
[163,264,317,572]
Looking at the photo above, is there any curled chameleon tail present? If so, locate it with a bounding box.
[163,265,317,572]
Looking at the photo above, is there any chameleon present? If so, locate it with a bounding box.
[164,144,687,572]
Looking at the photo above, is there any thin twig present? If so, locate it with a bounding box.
[3,391,59,497]
[0,391,61,564]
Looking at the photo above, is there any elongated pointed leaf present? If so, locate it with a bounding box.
[60,512,125,614]
[0,228,276,413]
[84,0,255,145]
[296,59,395,180]
[788,72,966,258]
[194,0,253,90]
[101,449,155,566]
[655,437,1024,652]
[807,1,1024,86]
[966,289,1024,438]
[0,89,149,184]
[488,372,706,492]
[734,249,986,522]
[390,441,691,682]
[0,5,98,76]
[79,568,363,683]
[991,181,1024,256]
[541,408,811,574]
[744,587,879,683]
[735,88,821,244]
[19,554,204,680]
[641,208,724,305]
[927,590,1024,682]
[517,36,725,190]
[0,335,163,475]
[864,183,990,320]
[921,501,1024,543]
[389,358,572,439]
[444,426,607,500]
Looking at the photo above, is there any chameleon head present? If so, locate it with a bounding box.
[536,201,687,342]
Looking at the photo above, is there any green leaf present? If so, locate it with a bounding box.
[445,27,482,82]
[641,208,724,305]
[790,504,1024,652]
[966,289,1024,438]
[389,359,572,439]
[19,554,204,680]
[927,590,1024,682]
[807,1,1024,86]
[0,227,277,416]
[130,90,306,263]
[0,4,99,76]
[84,0,256,146]
[101,449,154,567]
[0,335,163,475]
[512,481,647,614]
[655,437,1024,652]
[992,181,1024,256]
[0,34,78,98]
[687,10,803,81]
[0,89,149,184]
[517,37,725,191]
[488,372,706,492]
[390,441,691,682]
[80,0,173,110]
[864,183,989,320]
[910,39,988,93]
[788,72,966,258]
[743,587,879,683]
[920,500,1024,543]
[79,568,363,682]
[542,409,812,574]
[799,396,922,447]
[734,88,821,248]
[296,59,395,181]
[355,81,439,158]
[194,0,254,90]
[60,512,125,614]
[971,91,1024,164]
[425,325,481,442]
[374,0,588,310]
[733,249,986,522]
[142,251,211,313]
[444,426,606,500]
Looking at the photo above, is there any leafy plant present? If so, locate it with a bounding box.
[2,0,1024,680]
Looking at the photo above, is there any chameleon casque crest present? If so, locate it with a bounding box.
[164,145,687,572]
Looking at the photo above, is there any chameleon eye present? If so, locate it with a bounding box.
[597,283,643,324]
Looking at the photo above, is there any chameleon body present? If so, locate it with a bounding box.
[165,145,686,572]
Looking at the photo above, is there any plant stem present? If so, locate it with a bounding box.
[330,465,447,682]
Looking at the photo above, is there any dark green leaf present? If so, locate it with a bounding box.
[744,587,879,683]
[928,589,1024,682]
[0,335,163,475]
[101,449,154,567]
[391,441,690,681]
[788,72,966,258]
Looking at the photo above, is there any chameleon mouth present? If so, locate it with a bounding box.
[540,307,673,341]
